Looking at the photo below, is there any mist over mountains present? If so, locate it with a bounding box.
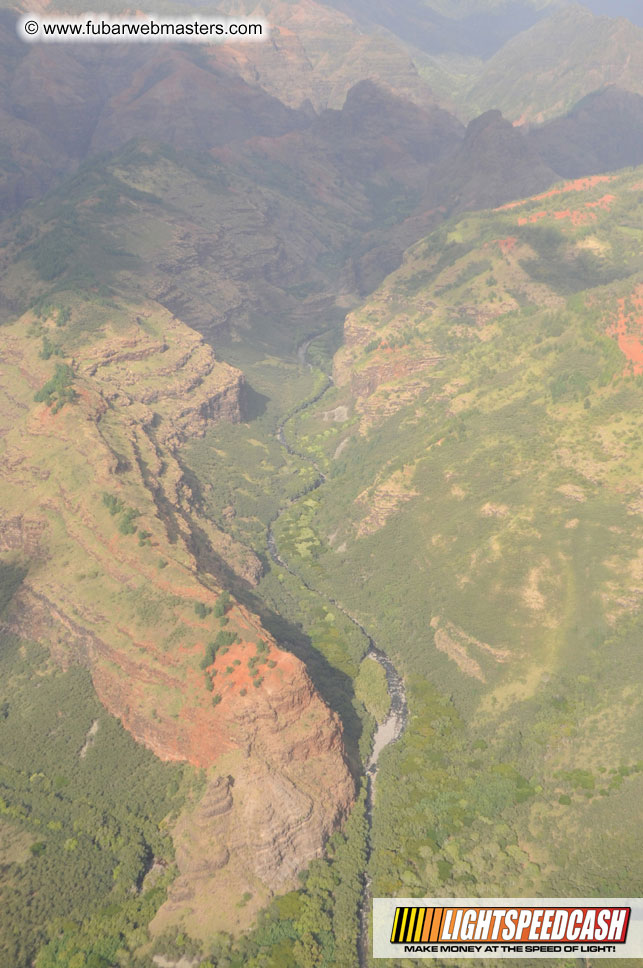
[1,0,643,964]
[3,1,643,317]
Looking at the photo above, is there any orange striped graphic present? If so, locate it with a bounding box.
[389,906,631,945]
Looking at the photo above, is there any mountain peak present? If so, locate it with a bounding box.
[465,108,506,138]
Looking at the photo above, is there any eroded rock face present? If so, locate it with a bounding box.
[79,320,246,447]
[90,606,354,938]
[159,667,354,936]
[0,297,354,937]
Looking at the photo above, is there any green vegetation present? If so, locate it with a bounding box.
[39,335,63,360]
[198,628,239,671]
[102,493,125,516]
[214,629,237,650]
[354,657,390,723]
[102,494,141,537]
[213,591,230,617]
[183,342,335,554]
[34,884,173,968]
[200,642,217,670]
[180,168,643,965]
[8,92,643,966]
[0,561,27,617]
[0,633,187,968]
[117,508,140,536]
[268,169,643,933]
[170,786,368,967]
[33,363,76,413]
[518,222,629,293]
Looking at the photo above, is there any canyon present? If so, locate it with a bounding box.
[2,1,643,963]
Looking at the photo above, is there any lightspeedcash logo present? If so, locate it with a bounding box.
[373,898,642,959]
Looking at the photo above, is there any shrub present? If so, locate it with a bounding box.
[118,508,139,535]
[34,363,76,411]
[102,493,125,516]
[214,629,237,650]
[213,591,231,617]
[200,642,217,669]
[40,335,62,360]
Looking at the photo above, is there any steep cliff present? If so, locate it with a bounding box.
[0,294,354,937]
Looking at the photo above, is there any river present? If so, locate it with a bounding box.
[267,336,408,967]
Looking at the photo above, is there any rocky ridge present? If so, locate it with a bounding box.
[0,296,354,937]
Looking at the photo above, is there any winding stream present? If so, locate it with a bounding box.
[267,336,408,966]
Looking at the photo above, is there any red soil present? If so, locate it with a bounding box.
[496,236,518,254]
[585,193,616,210]
[517,207,600,227]
[36,404,55,427]
[209,637,293,700]
[607,288,643,376]
[514,192,614,228]
[517,210,548,225]
[497,174,616,211]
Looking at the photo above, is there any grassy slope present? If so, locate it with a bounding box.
[417,6,643,124]
[0,141,377,962]
[5,95,643,968]
[0,630,188,968]
[0,141,353,353]
[464,7,643,122]
[260,169,643,964]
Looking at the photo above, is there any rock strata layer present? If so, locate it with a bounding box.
[0,297,354,937]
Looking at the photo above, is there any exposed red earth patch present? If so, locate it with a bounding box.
[586,193,616,210]
[551,209,596,226]
[518,210,548,225]
[35,404,55,428]
[607,288,643,376]
[208,638,296,700]
[516,200,610,227]
[91,626,322,769]
[497,175,616,211]
[496,236,518,254]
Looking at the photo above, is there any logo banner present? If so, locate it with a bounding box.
[373,898,643,959]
